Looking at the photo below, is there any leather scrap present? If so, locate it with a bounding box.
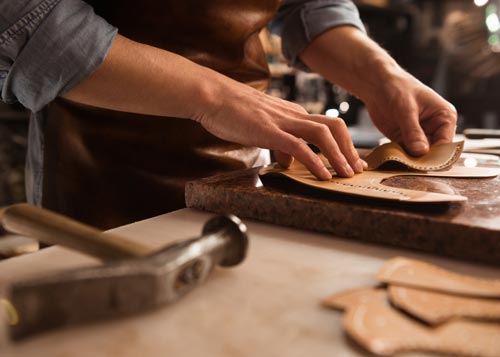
[334,288,500,357]
[388,285,500,325]
[378,257,500,298]
[259,142,500,203]
[322,258,500,356]
[321,288,386,310]
[0,235,39,258]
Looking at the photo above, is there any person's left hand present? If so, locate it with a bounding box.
[363,70,457,156]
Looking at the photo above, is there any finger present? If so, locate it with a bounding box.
[277,134,332,180]
[431,122,457,145]
[274,150,294,168]
[284,120,355,177]
[400,109,430,156]
[427,108,458,145]
[308,115,365,173]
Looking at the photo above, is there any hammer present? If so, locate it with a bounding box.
[0,204,248,340]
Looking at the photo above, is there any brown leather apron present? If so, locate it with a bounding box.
[43,0,281,229]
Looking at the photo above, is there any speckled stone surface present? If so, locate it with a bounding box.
[185,162,500,266]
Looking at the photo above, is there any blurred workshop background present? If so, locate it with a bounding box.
[1,0,500,205]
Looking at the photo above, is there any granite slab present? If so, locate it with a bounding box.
[185,161,500,266]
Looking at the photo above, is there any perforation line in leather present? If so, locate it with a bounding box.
[330,181,409,199]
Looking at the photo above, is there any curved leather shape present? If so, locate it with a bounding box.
[378,257,500,298]
[43,0,281,229]
[364,141,464,171]
[388,285,500,325]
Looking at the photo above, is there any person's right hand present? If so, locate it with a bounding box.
[192,75,365,180]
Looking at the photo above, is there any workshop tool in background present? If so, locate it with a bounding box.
[463,128,500,139]
[0,204,248,340]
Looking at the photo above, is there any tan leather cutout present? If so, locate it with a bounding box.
[338,288,500,357]
[389,285,500,325]
[0,235,38,258]
[365,141,464,171]
[321,288,386,310]
[259,143,500,202]
[378,257,500,298]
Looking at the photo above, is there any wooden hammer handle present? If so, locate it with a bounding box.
[0,204,150,261]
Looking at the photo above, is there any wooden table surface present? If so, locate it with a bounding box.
[1,209,499,357]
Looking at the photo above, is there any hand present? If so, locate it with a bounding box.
[364,70,457,156]
[298,26,457,157]
[193,76,366,179]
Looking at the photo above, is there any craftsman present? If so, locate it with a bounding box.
[0,0,457,229]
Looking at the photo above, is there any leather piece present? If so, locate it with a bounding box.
[259,142,500,203]
[321,287,386,310]
[365,141,464,171]
[464,138,500,156]
[42,0,281,229]
[388,285,500,325]
[0,236,39,258]
[322,258,500,356]
[378,257,500,298]
[332,288,500,357]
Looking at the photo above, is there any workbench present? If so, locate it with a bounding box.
[1,209,499,357]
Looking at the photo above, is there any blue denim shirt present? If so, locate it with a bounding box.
[0,0,364,205]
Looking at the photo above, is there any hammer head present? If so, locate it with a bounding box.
[202,214,248,267]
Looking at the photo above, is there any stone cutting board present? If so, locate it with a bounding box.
[185,163,500,265]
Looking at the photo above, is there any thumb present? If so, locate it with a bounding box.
[400,112,429,156]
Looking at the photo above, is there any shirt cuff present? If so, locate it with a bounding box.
[271,0,366,71]
[1,0,117,112]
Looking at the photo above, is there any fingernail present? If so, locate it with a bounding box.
[409,141,429,154]
[361,159,368,169]
[354,159,364,173]
[320,167,332,180]
[344,163,355,176]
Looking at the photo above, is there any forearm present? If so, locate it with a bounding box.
[299,26,404,102]
[63,34,222,121]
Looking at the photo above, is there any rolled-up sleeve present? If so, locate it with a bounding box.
[0,0,117,112]
[270,0,366,69]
